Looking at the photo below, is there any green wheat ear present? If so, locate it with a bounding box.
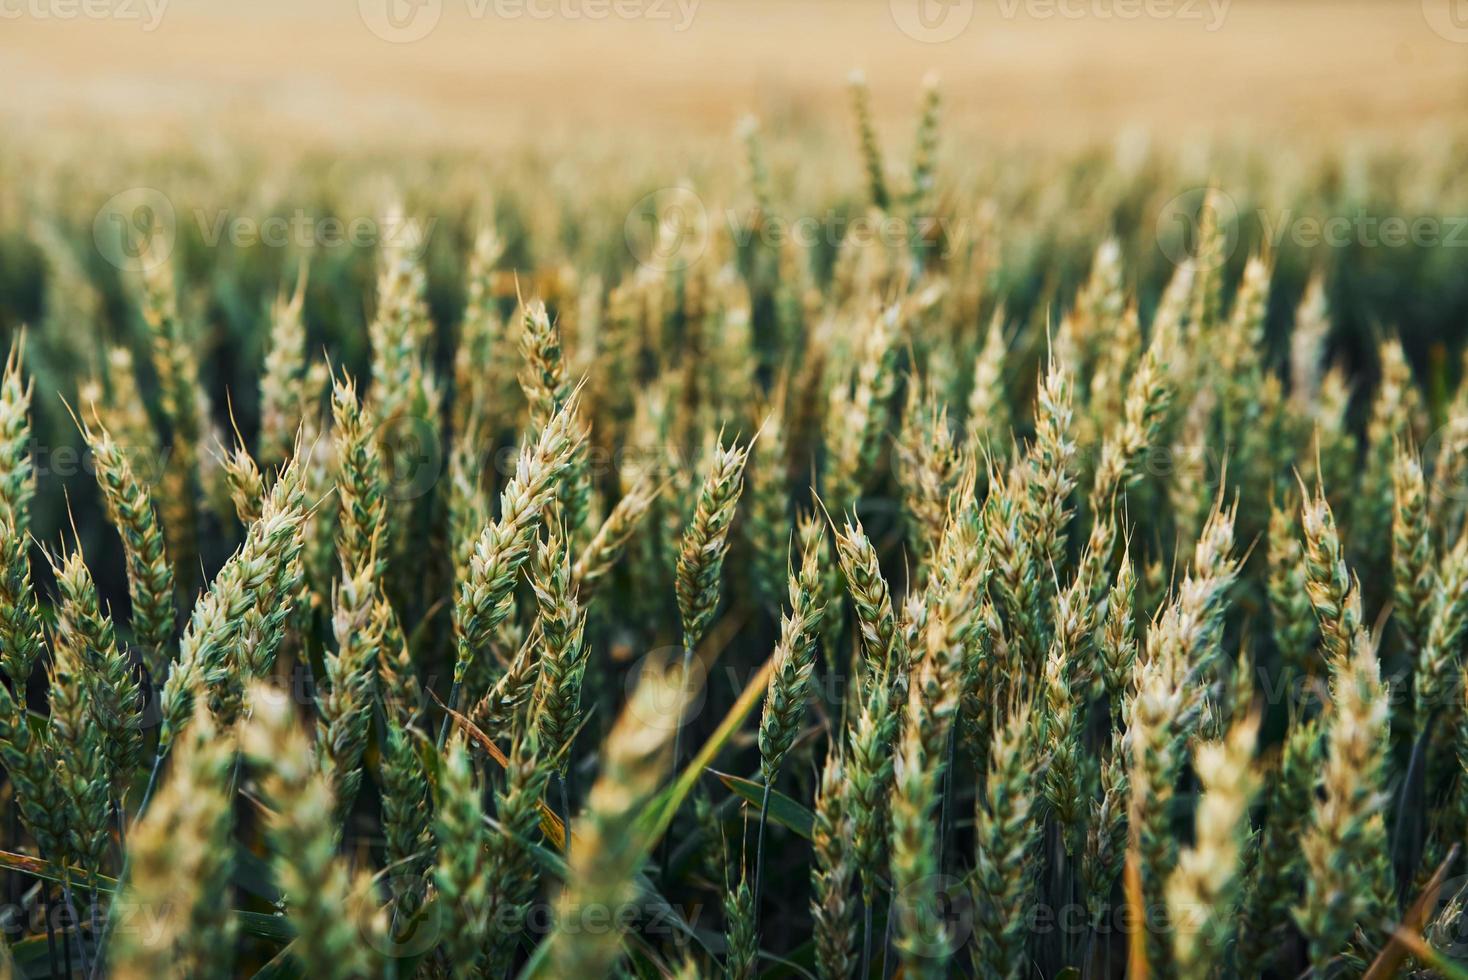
[0,330,34,538]
[811,747,858,980]
[110,709,236,980]
[80,409,176,677]
[675,434,751,652]
[545,662,691,978]
[242,683,382,980]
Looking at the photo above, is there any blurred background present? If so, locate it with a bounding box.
[2,0,1464,151]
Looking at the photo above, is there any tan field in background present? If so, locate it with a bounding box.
[1,0,1465,153]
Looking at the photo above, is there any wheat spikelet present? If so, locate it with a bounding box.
[1215,254,1271,440]
[160,451,309,744]
[447,418,491,576]
[1185,188,1227,336]
[471,623,544,737]
[824,304,898,512]
[482,722,553,973]
[675,434,750,650]
[530,525,590,772]
[746,398,791,611]
[1098,549,1138,711]
[0,517,41,687]
[1359,338,1421,572]
[894,379,962,575]
[317,552,383,827]
[1267,494,1319,682]
[1147,494,1240,689]
[242,684,381,980]
[1238,715,1323,975]
[907,72,940,217]
[258,266,310,467]
[140,254,204,581]
[454,393,584,683]
[545,662,689,977]
[1090,312,1174,512]
[834,513,897,681]
[965,309,1009,456]
[109,710,236,980]
[810,748,857,980]
[847,70,888,211]
[1041,617,1089,854]
[723,859,757,980]
[519,298,570,428]
[572,473,661,597]
[366,202,429,429]
[219,431,266,525]
[519,297,590,532]
[1127,654,1191,974]
[81,410,176,675]
[1082,749,1128,928]
[1415,531,1468,717]
[1289,271,1330,409]
[331,373,388,577]
[1393,442,1437,654]
[1166,713,1261,978]
[434,736,492,977]
[45,557,114,884]
[1295,633,1390,975]
[1025,353,1078,574]
[1300,481,1362,675]
[377,613,434,924]
[454,223,509,432]
[49,543,143,806]
[889,657,952,980]
[0,331,34,536]
[757,524,827,784]
[971,702,1041,980]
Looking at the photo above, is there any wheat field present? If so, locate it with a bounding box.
[2,2,1468,978]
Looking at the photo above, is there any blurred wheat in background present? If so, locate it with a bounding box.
[2,0,1468,977]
